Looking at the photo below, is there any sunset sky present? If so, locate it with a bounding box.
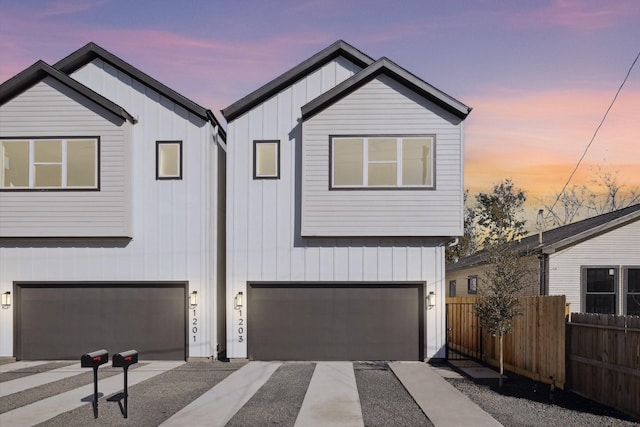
[1,0,639,220]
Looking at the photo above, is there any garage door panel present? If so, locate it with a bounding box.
[17,284,186,360]
[248,284,423,361]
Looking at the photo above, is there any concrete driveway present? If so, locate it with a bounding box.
[0,359,500,426]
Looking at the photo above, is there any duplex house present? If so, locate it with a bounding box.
[0,44,226,360]
[446,203,640,315]
[222,41,471,360]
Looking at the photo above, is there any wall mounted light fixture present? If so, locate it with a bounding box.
[189,291,198,308]
[1,292,11,309]
[234,292,243,310]
[427,291,436,309]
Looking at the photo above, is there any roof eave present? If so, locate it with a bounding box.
[222,40,375,122]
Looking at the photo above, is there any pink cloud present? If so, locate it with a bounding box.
[39,0,106,17]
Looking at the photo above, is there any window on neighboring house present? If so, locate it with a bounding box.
[449,280,456,297]
[583,267,617,314]
[254,140,280,179]
[1,138,98,189]
[467,276,477,294]
[625,267,640,316]
[331,135,434,188]
[156,141,182,180]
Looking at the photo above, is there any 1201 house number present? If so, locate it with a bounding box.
[192,309,198,342]
[237,310,244,343]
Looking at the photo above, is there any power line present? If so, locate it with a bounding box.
[545,50,640,220]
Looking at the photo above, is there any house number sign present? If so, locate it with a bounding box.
[192,309,198,342]
[237,309,244,343]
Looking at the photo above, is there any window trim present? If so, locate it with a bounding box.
[624,266,640,316]
[156,140,183,180]
[581,266,618,315]
[253,140,280,180]
[0,136,100,191]
[329,134,435,190]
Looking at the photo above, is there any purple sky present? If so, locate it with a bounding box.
[1,0,639,211]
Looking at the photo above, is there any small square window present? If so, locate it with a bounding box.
[254,140,280,179]
[157,141,182,180]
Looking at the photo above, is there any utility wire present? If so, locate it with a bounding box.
[545,50,640,220]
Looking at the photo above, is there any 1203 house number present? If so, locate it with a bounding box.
[237,310,244,343]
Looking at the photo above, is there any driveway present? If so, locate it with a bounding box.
[0,359,500,426]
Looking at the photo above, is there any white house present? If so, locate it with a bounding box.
[221,40,471,360]
[446,204,640,315]
[0,43,226,360]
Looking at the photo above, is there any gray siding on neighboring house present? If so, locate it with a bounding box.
[548,219,640,313]
[0,77,132,237]
[301,75,464,237]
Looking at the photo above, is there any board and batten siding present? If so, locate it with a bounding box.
[0,61,224,359]
[0,77,132,237]
[548,219,640,313]
[302,75,464,237]
[226,56,448,359]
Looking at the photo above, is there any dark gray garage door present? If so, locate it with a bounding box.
[248,283,423,361]
[16,283,186,360]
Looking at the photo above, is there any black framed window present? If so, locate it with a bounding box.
[583,267,617,314]
[449,280,456,297]
[156,141,182,180]
[467,276,477,294]
[253,140,280,179]
[625,267,640,316]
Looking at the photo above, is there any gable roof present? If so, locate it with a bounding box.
[448,203,640,272]
[53,42,225,139]
[0,60,136,123]
[221,40,375,122]
[302,57,472,120]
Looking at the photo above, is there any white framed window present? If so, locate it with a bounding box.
[254,140,280,179]
[582,267,617,315]
[331,135,434,189]
[156,141,182,180]
[467,276,477,294]
[625,267,640,316]
[1,137,98,190]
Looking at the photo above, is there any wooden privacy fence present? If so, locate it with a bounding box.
[446,295,567,388]
[567,313,640,419]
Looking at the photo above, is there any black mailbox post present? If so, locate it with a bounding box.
[80,349,109,419]
[112,350,138,419]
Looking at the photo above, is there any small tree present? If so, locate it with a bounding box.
[475,242,533,387]
[475,179,527,247]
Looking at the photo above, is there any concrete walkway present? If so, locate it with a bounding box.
[0,360,50,373]
[0,361,184,427]
[390,361,502,427]
[161,361,281,427]
[295,362,364,427]
[0,362,84,397]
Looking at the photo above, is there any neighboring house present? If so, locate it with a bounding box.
[0,43,226,360]
[222,40,471,361]
[446,204,640,315]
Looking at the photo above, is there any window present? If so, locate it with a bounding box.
[449,280,456,297]
[254,140,280,179]
[331,135,434,188]
[1,138,98,189]
[156,141,182,180]
[583,267,617,314]
[467,276,477,294]
[625,267,640,316]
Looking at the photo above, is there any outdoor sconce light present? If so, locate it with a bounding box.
[234,292,244,310]
[189,291,198,308]
[1,292,11,309]
[426,291,436,309]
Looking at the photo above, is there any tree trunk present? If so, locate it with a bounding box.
[499,333,504,388]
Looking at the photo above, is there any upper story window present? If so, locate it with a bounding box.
[331,135,434,189]
[156,141,182,180]
[0,137,98,190]
[254,140,280,179]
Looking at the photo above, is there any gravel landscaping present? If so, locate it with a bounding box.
[447,371,639,427]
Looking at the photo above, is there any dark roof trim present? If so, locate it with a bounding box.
[301,57,472,121]
[54,42,225,134]
[222,40,375,122]
[0,60,135,123]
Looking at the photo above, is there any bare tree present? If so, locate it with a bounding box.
[587,167,640,215]
[544,185,593,227]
